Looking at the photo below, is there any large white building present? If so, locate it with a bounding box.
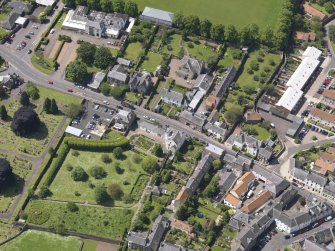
[276,46,321,112]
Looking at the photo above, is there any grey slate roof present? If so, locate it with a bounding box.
[259,146,273,161]
[161,88,184,106]
[141,7,174,23]
[108,65,129,82]
[214,65,236,98]
[314,228,333,244]
[307,171,327,186]
[324,181,335,196]
[218,170,237,193]
[138,120,165,136]
[304,239,328,251]
[179,110,206,128]
[88,71,105,89]
[179,56,204,76]
[2,12,20,30]
[116,57,132,67]
[195,73,214,94]
[292,167,309,182]
[204,122,227,137]
[159,242,195,251]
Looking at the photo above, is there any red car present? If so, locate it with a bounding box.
[324,79,331,84]
[67,89,73,92]
[48,80,53,85]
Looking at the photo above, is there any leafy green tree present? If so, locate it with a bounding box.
[94,46,113,69]
[212,159,222,170]
[66,60,89,85]
[95,185,109,204]
[38,185,50,198]
[124,0,138,17]
[62,0,76,7]
[225,25,239,43]
[107,183,124,200]
[87,0,100,10]
[38,12,47,23]
[67,202,79,212]
[210,24,225,42]
[90,166,107,179]
[112,0,124,13]
[99,82,111,95]
[26,84,39,100]
[100,0,113,12]
[113,147,123,159]
[76,42,96,65]
[200,19,212,38]
[64,103,83,118]
[0,105,7,120]
[50,99,58,114]
[224,106,243,124]
[184,15,200,35]
[324,2,334,13]
[261,26,274,48]
[329,25,335,42]
[71,167,87,181]
[75,0,87,5]
[101,154,112,163]
[173,11,185,29]
[43,98,51,113]
[141,156,158,174]
[153,144,163,157]
[20,91,30,106]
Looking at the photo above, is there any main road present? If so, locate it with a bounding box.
[0,47,229,151]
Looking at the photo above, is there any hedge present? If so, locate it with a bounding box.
[52,40,65,62]
[42,9,64,37]
[43,142,70,186]
[65,137,129,151]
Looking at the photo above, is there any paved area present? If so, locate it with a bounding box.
[168,58,194,88]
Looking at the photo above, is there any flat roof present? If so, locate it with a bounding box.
[302,46,322,60]
[65,126,82,137]
[141,7,174,23]
[285,57,320,90]
[36,0,55,6]
[276,86,303,111]
[205,144,224,156]
[15,16,28,25]
[62,10,86,31]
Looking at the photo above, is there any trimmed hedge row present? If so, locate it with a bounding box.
[65,137,129,151]
[52,41,65,62]
[42,9,64,37]
[43,142,69,186]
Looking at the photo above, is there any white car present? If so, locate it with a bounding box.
[143,115,149,119]
[150,118,155,122]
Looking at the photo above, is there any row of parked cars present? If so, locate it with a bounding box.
[317,76,333,94]
[310,125,329,136]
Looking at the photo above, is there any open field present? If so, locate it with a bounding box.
[134,0,281,29]
[140,52,163,72]
[49,149,148,206]
[24,200,134,239]
[0,230,81,251]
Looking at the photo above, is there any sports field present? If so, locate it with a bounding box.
[135,0,282,29]
[0,230,81,251]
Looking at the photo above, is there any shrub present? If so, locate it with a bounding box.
[107,183,124,200]
[72,150,80,157]
[38,185,50,198]
[132,154,142,163]
[66,164,73,171]
[67,202,78,212]
[71,167,87,181]
[101,154,112,163]
[141,156,158,174]
[113,147,124,159]
[187,42,194,48]
[58,34,72,43]
[90,166,107,179]
[95,185,109,204]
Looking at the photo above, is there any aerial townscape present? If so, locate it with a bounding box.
[3,0,335,251]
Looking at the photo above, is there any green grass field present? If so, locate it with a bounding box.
[0,230,81,251]
[82,239,98,251]
[186,41,217,64]
[35,85,81,107]
[48,149,148,206]
[217,47,241,70]
[134,0,281,29]
[24,200,133,239]
[241,124,271,141]
[124,42,143,61]
[140,52,163,72]
[161,34,182,55]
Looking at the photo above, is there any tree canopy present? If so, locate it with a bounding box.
[94,46,113,69]
[0,158,14,190]
[11,106,40,137]
[66,60,89,85]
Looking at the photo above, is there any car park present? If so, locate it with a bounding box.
[318,88,324,94]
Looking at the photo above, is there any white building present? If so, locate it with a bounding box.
[276,87,304,112]
[164,128,185,154]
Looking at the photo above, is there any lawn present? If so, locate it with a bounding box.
[31,52,54,75]
[217,47,241,71]
[130,134,160,155]
[140,52,163,72]
[124,42,143,61]
[35,85,81,107]
[125,92,143,105]
[161,34,182,55]
[0,230,81,251]
[24,200,134,239]
[134,0,281,29]
[186,40,217,64]
[48,149,149,206]
[0,222,20,243]
[82,239,98,251]
[241,124,271,141]
[171,84,189,94]
[108,47,119,57]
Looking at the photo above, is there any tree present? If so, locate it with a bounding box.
[38,185,50,198]
[11,106,40,137]
[39,11,47,23]
[76,42,96,65]
[113,147,123,159]
[95,185,109,204]
[101,154,112,163]
[211,24,225,42]
[75,0,87,5]
[100,0,113,12]
[20,91,30,106]
[0,158,14,189]
[261,26,274,48]
[90,166,107,179]
[50,99,59,114]
[173,11,185,29]
[87,0,100,10]
[26,83,39,100]
[299,197,306,206]
[67,202,78,212]
[66,60,89,85]
[184,15,200,35]
[200,19,212,38]
[176,204,189,221]
[71,167,87,181]
[0,105,7,120]
[212,159,222,170]
[112,0,124,13]
[225,25,239,43]
[64,103,83,118]
[224,106,243,124]
[141,156,158,174]
[62,0,76,7]
[99,82,111,95]
[329,25,335,42]
[94,46,113,69]
[107,183,124,200]
[124,0,138,17]
[324,2,334,13]
[153,144,163,157]
[43,98,51,113]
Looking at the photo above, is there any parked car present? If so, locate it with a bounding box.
[67,88,73,92]
[29,31,34,35]
[27,49,32,54]
[25,34,31,39]
[33,25,38,29]
[312,222,319,228]
[48,80,53,85]
[325,216,333,222]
